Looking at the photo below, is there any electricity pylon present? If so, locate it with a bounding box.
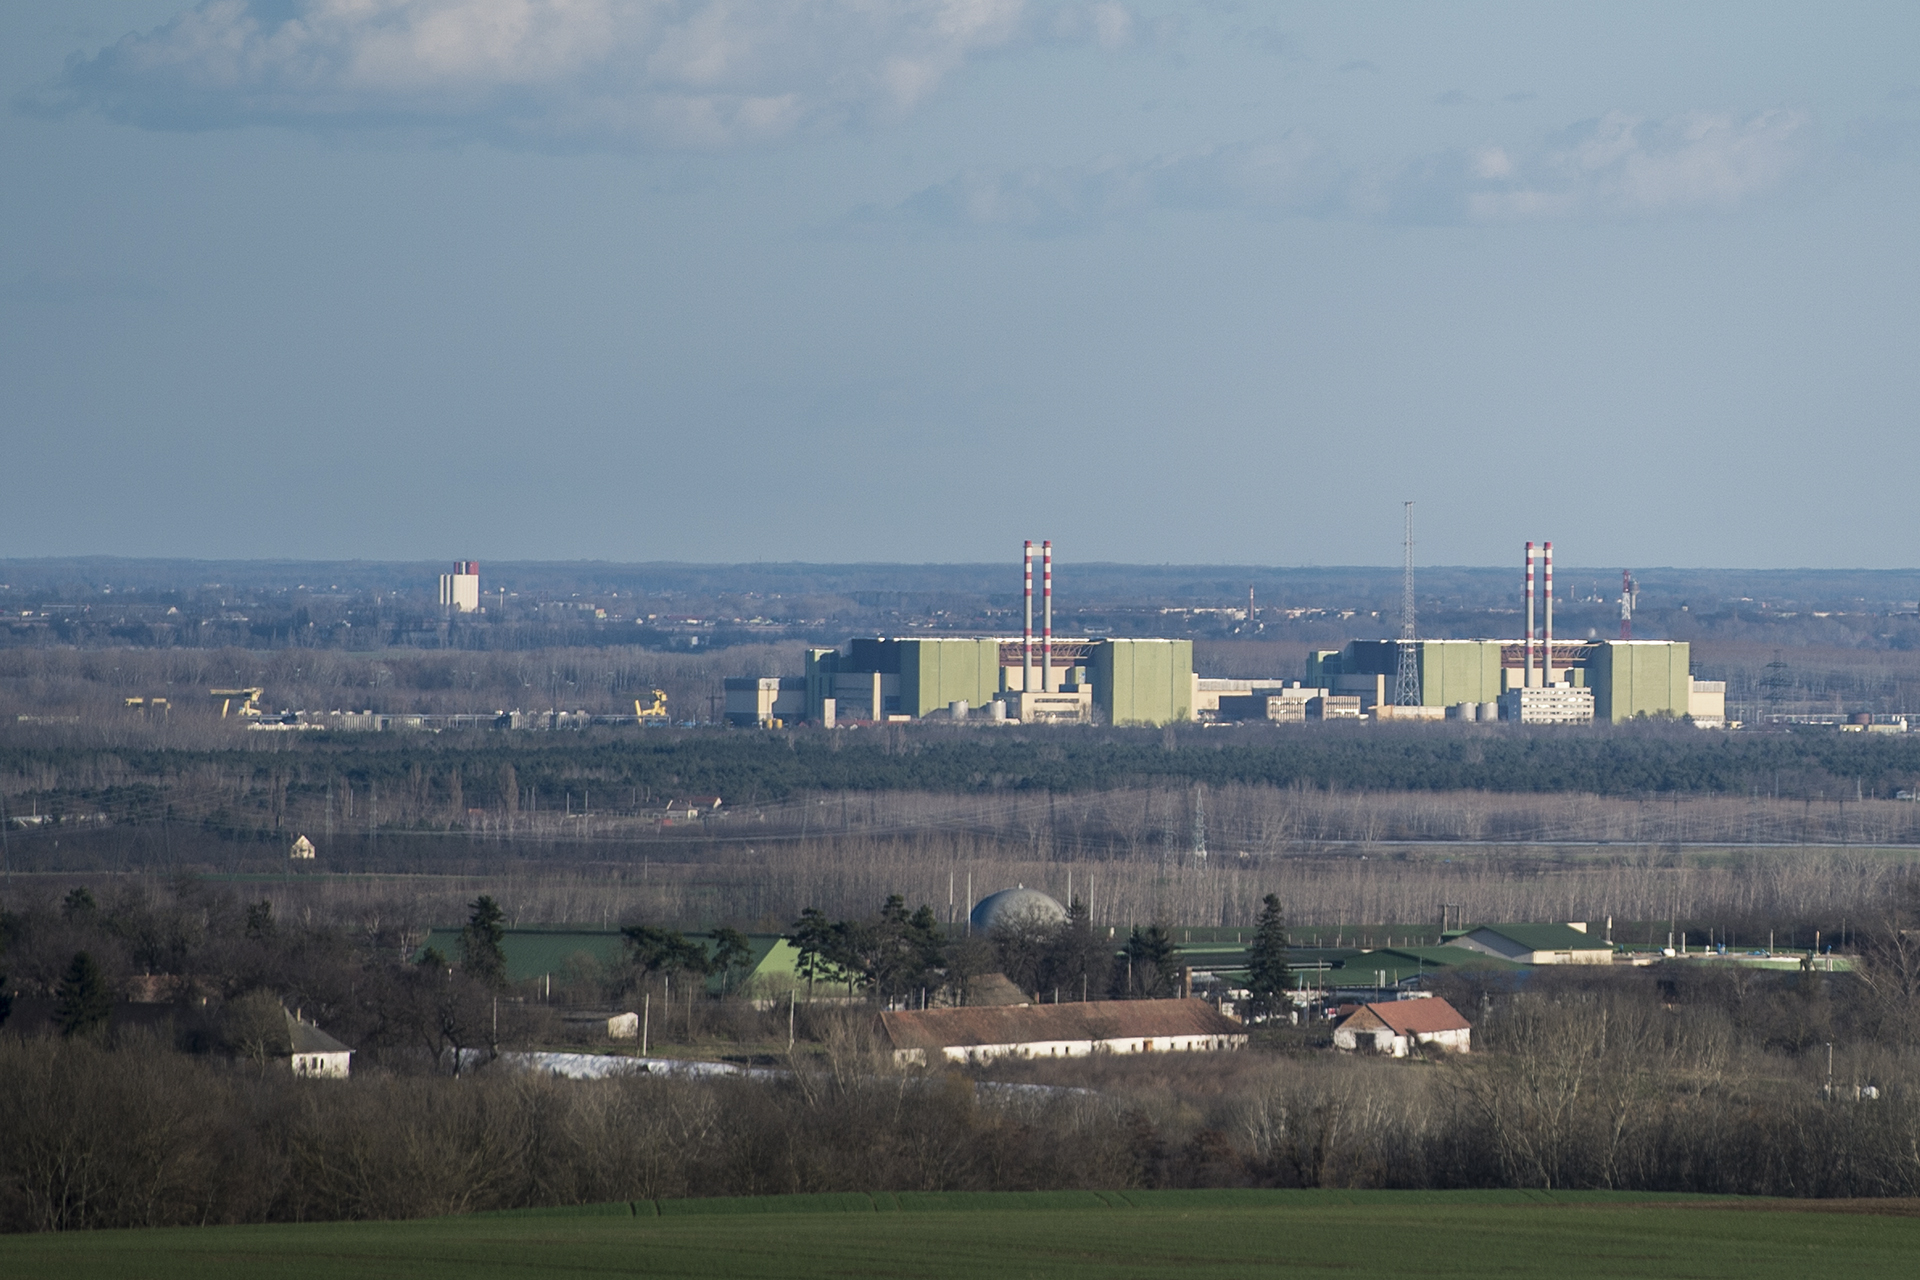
[1394,501,1420,707]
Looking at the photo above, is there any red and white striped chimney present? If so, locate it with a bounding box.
[1023,541,1034,694]
[1042,540,1054,693]
[1524,542,1536,688]
[1543,541,1555,685]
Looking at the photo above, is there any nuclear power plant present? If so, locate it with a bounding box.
[1308,542,1720,726]
[723,539,1723,729]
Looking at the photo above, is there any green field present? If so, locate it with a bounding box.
[5,1189,1918,1279]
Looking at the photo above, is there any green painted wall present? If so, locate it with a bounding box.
[1091,639,1193,726]
[899,639,1004,717]
[412,928,805,991]
[1586,641,1692,722]
[1416,641,1506,706]
[1335,640,1504,706]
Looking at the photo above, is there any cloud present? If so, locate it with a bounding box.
[862,134,1346,233]
[20,0,1048,149]
[1431,109,1811,222]
[869,107,1812,233]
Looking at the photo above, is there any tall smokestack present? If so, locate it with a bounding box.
[1543,541,1555,685]
[1524,542,1537,688]
[1023,541,1034,694]
[1042,541,1054,692]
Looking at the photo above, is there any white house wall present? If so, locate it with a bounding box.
[894,1032,1247,1066]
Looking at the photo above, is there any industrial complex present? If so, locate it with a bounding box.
[725,540,1722,729]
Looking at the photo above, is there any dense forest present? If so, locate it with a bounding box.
[8,723,1920,832]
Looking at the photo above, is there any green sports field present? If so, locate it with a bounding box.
[5,1189,1917,1279]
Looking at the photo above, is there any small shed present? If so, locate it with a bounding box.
[879,998,1247,1067]
[286,1010,353,1077]
[1332,998,1471,1057]
[289,835,316,860]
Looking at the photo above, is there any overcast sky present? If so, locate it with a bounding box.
[3,2,1917,568]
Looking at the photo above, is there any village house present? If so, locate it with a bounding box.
[1332,997,1472,1057]
[878,998,1247,1067]
[286,1009,354,1078]
[1445,922,1614,966]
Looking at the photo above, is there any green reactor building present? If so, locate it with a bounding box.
[1308,639,1705,723]
[794,637,1194,727]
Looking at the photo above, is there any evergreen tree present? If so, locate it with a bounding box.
[55,950,112,1037]
[459,895,509,989]
[1246,893,1293,1021]
[708,927,754,993]
[244,900,275,940]
[1042,899,1112,1002]
[790,907,835,997]
[1120,924,1181,999]
[621,925,712,985]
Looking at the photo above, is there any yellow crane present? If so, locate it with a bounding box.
[634,689,669,725]
[210,687,265,718]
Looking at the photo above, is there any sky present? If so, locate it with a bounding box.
[2,2,1917,569]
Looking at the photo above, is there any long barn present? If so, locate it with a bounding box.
[878,999,1247,1066]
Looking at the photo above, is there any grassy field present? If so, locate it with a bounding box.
[5,1189,1919,1279]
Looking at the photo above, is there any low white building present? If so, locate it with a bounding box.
[1498,686,1595,724]
[1446,922,1614,966]
[878,998,1247,1067]
[286,1010,354,1078]
[1332,998,1472,1057]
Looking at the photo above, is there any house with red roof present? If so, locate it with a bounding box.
[1332,997,1471,1057]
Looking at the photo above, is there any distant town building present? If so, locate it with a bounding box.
[438,561,480,613]
[878,998,1247,1066]
[289,834,315,860]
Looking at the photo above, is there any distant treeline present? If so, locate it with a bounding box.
[8,725,1920,827]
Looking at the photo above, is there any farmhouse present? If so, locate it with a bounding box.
[1445,922,1614,966]
[286,1010,354,1078]
[878,998,1247,1066]
[1332,998,1472,1057]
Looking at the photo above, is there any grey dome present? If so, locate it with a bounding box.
[970,886,1067,933]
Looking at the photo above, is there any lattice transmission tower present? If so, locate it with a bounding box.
[1394,501,1421,706]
